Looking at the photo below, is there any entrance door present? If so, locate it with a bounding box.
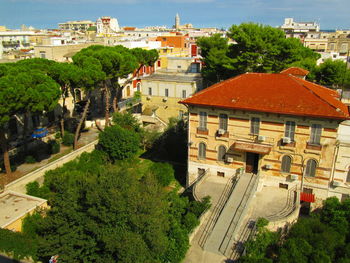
[246,152,259,174]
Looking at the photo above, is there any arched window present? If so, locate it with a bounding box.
[218,145,226,162]
[281,155,292,173]
[198,142,206,160]
[305,159,317,177]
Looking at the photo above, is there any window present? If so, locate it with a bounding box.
[199,112,207,130]
[39,51,46,59]
[182,90,186,98]
[148,87,152,96]
[137,83,141,92]
[198,142,206,159]
[310,124,322,145]
[250,117,260,135]
[281,155,292,173]
[218,145,226,162]
[219,114,228,131]
[346,169,350,183]
[190,63,200,73]
[165,88,169,97]
[285,121,296,140]
[305,159,317,177]
[217,172,225,177]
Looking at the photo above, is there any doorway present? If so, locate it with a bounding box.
[246,152,259,174]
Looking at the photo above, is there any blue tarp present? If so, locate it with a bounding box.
[31,127,48,138]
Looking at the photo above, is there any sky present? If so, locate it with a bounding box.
[0,0,349,30]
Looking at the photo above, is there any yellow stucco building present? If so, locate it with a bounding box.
[181,68,350,208]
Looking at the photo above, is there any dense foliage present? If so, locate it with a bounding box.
[98,124,141,161]
[240,197,350,263]
[197,23,320,83]
[18,149,209,263]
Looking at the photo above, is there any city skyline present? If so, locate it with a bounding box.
[1,0,350,30]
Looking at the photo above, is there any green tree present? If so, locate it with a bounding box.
[0,70,25,174]
[48,62,82,136]
[71,54,106,149]
[197,23,320,83]
[98,124,140,161]
[315,59,350,88]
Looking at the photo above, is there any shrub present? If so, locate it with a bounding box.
[188,196,211,217]
[26,181,51,199]
[25,155,36,164]
[55,132,61,139]
[48,139,60,154]
[62,131,74,146]
[182,212,199,233]
[98,124,140,161]
[150,162,175,187]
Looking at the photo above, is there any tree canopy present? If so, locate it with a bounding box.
[197,23,320,83]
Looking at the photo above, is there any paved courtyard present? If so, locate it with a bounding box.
[184,175,291,263]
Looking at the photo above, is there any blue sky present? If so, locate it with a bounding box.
[0,0,349,30]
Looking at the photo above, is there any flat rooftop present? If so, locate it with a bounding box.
[0,191,47,228]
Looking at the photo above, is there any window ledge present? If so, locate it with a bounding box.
[197,128,208,135]
[306,142,322,151]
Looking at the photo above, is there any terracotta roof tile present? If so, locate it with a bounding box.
[180,73,349,120]
[281,67,309,76]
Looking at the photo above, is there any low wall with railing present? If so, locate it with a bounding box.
[5,140,98,194]
[267,191,300,232]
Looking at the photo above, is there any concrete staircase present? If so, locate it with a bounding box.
[203,173,259,257]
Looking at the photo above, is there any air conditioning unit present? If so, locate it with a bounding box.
[217,129,225,135]
[332,180,341,187]
[290,174,298,180]
[226,157,234,163]
[163,97,168,102]
[258,135,266,142]
[265,164,272,169]
[282,137,291,144]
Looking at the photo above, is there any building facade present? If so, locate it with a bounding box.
[181,68,350,207]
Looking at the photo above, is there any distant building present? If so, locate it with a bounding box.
[58,20,95,32]
[327,30,350,56]
[34,42,94,62]
[281,18,320,39]
[96,16,120,35]
[140,56,202,123]
[175,13,180,30]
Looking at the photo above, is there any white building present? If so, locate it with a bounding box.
[281,18,320,39]
[96,17,120,35]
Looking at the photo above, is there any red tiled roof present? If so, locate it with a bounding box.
[281,67,309,76]
[180,73,349,120]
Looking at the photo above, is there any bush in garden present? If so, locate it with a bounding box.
[25,155,36,164]
[98,124,140,161]
[62,131,74,146]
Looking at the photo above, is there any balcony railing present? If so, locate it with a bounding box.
[117,97,141,110]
